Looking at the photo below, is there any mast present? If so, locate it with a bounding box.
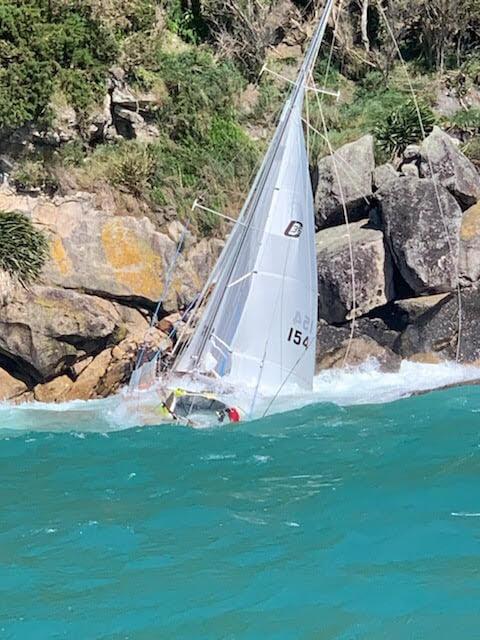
[173,0,335,390]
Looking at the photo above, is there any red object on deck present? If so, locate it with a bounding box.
[227,407,241,423]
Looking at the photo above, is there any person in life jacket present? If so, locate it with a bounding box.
[217,406,241,424]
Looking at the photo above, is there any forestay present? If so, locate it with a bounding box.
[173,0,335,394]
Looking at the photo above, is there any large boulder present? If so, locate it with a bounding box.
[394,293,449,324]
[398,287,480,363]
[314,135,375,229]
[316,220,394,324]
[373,163,399,191]
[378,176,463,294]
[420,127,480,208]
[0,189,223,312]
[0,188,215,310]
[30,325,171,403]
[316,332,401,373]
[316,317,400,363]
[0,285,121,381]
[0,367,27,401]
[459,201,480,284]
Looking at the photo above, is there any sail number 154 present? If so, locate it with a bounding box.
[287,327,309,348]
[287,312,312,349]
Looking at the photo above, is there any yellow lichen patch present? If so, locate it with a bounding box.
[461,202,480,242]
[101,220,164,300]
[51,237,72,276]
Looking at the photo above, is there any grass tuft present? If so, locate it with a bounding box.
[0,211,49,284]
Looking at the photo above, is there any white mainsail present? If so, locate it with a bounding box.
[172,0,335,395]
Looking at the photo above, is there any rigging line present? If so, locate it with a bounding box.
[133,225,188,375]
[310,68,358,366]
[302,117,371,205]
[261,337,314,418]
[321,0,343,100]
[192,201,251,227]
[376,1,463,362]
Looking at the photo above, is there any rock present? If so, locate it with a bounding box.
[34,376,73,403]
[435,84,480,118]
[26,322,171,403]
[110,74,160,142]
[398,287,480,363]
[420,127,480,207]
[373,164,398,190]
[12,391,34,405]
[112,106,160,142]
[97,328,170,398]
[112,305,150,340]
[316,220,394,323]
[378,176,463,294]
[0,368,27,401]
[72,357,93,378]
[435,88,463,118]
[62,349,113,401]
[165,220,195,251]
[112,86,138,110]
[0,188,180,306]
[395,294,449,324]
[271,42,303,60]
[86,95,113,143]
[240,84,260,116]
[407,352,445,364]
[0,285,120,381]
[459,201,480,284]
[314,135,375,229]
[403,144,421,162]
[168,238,224,312]
[48,94,78,144]
[400,163,419,178]
[316,336,401,372]
[316,317,399,360]
[0,270,13,305]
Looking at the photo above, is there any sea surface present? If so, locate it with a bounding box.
[1,362,480,639]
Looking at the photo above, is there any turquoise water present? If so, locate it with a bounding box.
[1,384,480,639]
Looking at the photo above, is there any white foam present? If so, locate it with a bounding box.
[0,359,479,433]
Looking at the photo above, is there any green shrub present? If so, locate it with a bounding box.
[155,50,245,139]
[463,136,480,168]
[56,140,87,167]
[165,0,207,44]
[11,160,59,194]
[0,211,49,284]
[450,107,480,135]
[108,143,156,196]
[373,100,436,157]
[0,0,117,131]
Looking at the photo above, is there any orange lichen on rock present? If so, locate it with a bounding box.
[101,220,165,300]
[461,202,480,242]
[51,237,72,276]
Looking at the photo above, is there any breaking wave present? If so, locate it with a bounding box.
[0,359,479,434]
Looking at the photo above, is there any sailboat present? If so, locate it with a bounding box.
[130,0,335,424]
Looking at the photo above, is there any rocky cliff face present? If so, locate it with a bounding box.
[0,187,222,403]
[2,125,480,405]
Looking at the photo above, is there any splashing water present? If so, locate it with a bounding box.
[1,360,479,434]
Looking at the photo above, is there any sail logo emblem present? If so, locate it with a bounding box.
[284,221,303,238]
